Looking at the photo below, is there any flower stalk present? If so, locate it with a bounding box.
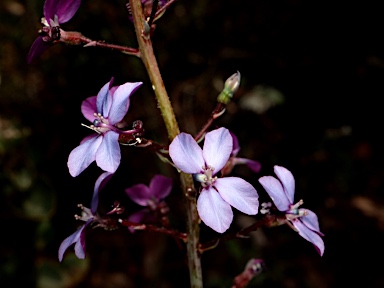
[129,0,203,287]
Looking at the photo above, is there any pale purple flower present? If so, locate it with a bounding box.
[258,165,325,256]
[125,174,172,231]
[221,131,261,176]
[67,78,142,177]
[27,0,81,63]
[58,171,113,261]
[169,127,259,233]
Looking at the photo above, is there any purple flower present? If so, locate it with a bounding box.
[27,0,82,63]
[125,174,172,230]
[169,127,259,233]
[58,171,113,261]
[67,78,142,177]
[221,131,261,176]
[258,165,325,256]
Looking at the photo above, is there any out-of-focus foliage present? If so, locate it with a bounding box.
[2,0,384,287]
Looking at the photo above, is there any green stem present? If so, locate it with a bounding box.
[129,1,203,287]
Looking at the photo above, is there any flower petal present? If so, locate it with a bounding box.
[56,0,81,23]
[169,133,204,174]
[215,177,259,215]
[233,157,262,173]
[274,165,295,203]
[108,82,142,124]
[258,176,291,211]
[203,128,232,173]
[27,37,50,64]
[81,96,97,122]
[92,172,113,213]
[95,131,120,173]
[293,220,325,256]
[230,131,240,156]
[96,79,113,116]
[58,222,88,262]
[149,175,172,200]
[301,209,324,236]
[125,184,151,206]
[44,0,59,22]
[197,187,233,233]
[68,135,102,177]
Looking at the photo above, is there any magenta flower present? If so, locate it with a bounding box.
[58,171,113,261]
[27,0,81,63]
[258,165,325,256]
[169,127,259,233]
[221,131,261,176]
[67,78,142,177]
[125,174,172,230]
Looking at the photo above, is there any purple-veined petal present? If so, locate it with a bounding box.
[197,187,233,233]
[233,157,262,173]
[125,184,151,206]
[149,174,172,200]
[258,176,291,211]
[27,37,50,64]
[58,221,89,261]
[95,131,120,173]
[81,96,97,122]
[274,165,295,203]
[68,135,102,177]
[301,209,324,236]
[215,177,259,215]
[127,209,150,233]
[230,131,240,156]
[56,0,81,23]
[96,79,113,115]
[293,220,325,256]
[108,82,142,124]
[203,128,232,174]
[169,133,205,174]
[44,0,59,22]
[92,171,113,213]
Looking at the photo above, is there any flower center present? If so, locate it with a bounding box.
[285,199,308,221]
[194,165,217,188]
[39,15,61,42]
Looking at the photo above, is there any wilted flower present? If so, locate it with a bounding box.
[258,165,325,256]
[58,171,113,261]
[125,174,172,230]
[221,131,261,176]
[169,127,259,233]
[67,78,142,177]
[27,0,81,63]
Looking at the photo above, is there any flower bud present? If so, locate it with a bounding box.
[217,71,241,104]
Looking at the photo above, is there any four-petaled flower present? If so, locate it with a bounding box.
[27,0,82,63]
[221,131,261,176]
[169,127,259,233]
[67,78,142,177]
[58,171,113,261]
[125,174,172,231]
[258,165,325,256]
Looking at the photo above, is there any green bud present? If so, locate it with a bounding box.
[217,71,241,104]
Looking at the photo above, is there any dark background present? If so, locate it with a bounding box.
[1,0,384,287]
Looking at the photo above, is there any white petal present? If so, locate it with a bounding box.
[197,188,233,233]
[274,165,296,203]
[215,177,259,215]
[169,133,204,174]
[203,128,233,173]
[258,175,291,211]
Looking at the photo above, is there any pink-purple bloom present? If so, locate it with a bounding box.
[258,165,325,256]
[221,131,261,176]
[169,127,259,233]
[58,171,113,261]
[125,174,172,230]
[67,78,142,177]
[27,0,81,63]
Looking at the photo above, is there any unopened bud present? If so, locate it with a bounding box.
[217,71,241,104]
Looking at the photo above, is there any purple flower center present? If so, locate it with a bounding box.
[285,199,308,221]
[194,165,218,188]
[91,113,119,134]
